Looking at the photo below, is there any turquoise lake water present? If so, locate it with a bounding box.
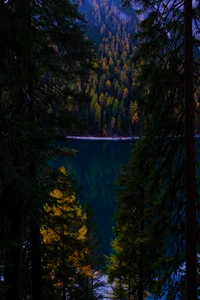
[50,138,200,268]
[50,138,135,262]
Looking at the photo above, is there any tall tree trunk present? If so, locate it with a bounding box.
[15,0,27,115]
[3,188,23,300]
[63,285,66,300]
[138,195,144,300]
[31,220,42,300]
[27,38,42,296]
[30,159,42,300]
[4,1,28,299]
[184,0,197,298]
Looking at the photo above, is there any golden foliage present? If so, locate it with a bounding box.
[131,113,139,124]
[41,166,94,285]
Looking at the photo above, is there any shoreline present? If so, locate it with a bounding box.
[64,134,200,141]
[65,135,139,140]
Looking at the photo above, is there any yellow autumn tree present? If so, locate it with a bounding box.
[41,166,94,298]
[122,87,129,100]
[129,101,139,124]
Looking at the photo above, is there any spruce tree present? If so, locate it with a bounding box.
[0,0,94,299]
[108,0,200,298]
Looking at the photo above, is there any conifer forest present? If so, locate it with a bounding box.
[0,0,200,299]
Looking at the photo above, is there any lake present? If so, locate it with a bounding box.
[49,136,200,300]
[50,138,136,264]
[50,137,200,270]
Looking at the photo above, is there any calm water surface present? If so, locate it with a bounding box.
[50,138,200,269]
[50,139,135,261]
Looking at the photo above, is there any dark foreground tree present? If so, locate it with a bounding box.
[107,0,200,298]
[0,0,94,299]
[184,0,197,298]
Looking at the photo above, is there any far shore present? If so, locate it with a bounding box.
[64,134,200,141]
[65,135,139,140]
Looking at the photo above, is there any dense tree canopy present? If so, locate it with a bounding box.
[0,0,95,299]
[107,0,200,299]
[67,0,141,136]
[1,0,200,298]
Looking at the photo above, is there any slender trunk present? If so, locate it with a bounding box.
[27,49,42,298]
[138,242,144,300]
[30,159,42,300]
[63,285,66,300]
[15,0,27,115]
[128,273,131,300]
[184,0,197,299]
[4,191,23,300]
[4,1,27,298]
[138,195,144,300]
[31,219,42,300]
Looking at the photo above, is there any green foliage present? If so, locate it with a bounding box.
[0,0,94,298]
[107,0,200,298]
[41,167,94,299]
[72,0,141,136]
[68,202,106,300]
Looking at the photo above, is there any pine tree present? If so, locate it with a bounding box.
[41,167,93,300]
[108,0,200,298]
[69,203,106,300]
[0,0,94,298]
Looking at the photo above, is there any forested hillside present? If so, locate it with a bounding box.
[69,0,141,136]
[1,0,200,298]
[67,0,200,137]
